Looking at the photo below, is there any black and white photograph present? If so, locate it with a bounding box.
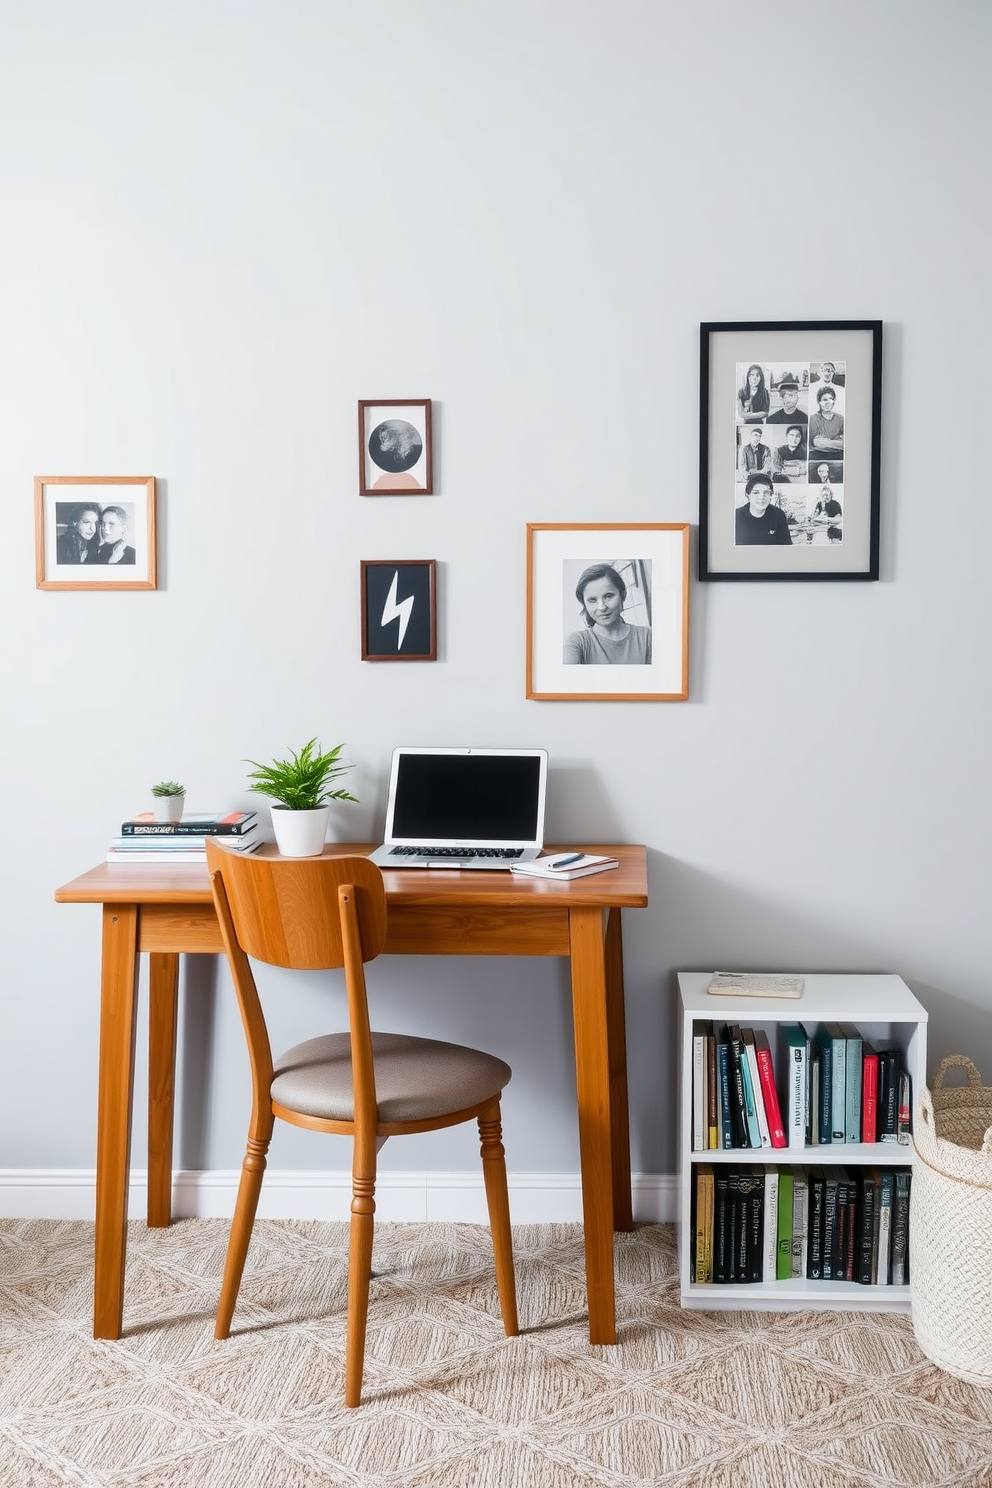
[562,559,653,666]
[699,323,881,580]
[361,559,437,661]
[527,524,689,701]
[35,476,157,590]
[358,399,433,495]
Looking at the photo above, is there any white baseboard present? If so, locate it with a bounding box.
[0,1170,677,1224]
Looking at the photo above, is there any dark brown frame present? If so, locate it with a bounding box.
[358,399,433,495]
[361,559,437,661]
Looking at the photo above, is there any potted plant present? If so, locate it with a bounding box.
[151,780,186,822]
[244,738,357,857]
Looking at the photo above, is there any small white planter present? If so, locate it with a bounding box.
[153,794,185,822]
[270,805,330,858]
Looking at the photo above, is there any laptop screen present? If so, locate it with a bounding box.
[387,748,547,845]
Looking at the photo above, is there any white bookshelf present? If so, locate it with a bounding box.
[677,972,928,1313]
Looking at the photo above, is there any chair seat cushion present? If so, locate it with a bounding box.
[271,1032,511,1123]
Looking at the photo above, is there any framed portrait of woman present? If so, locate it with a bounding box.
[526,523,689,701]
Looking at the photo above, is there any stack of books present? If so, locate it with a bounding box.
[106,811,263,864]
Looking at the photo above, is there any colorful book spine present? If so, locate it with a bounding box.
[694,1165,714,1284]
[735,1028,762,1149]
[716,1034,734,1150]
[742,1028,771,1148]
[776,1169,794,1280]
[861,1042,879,1143]
[754,1030,787,1148]
[706,1032,718,1149]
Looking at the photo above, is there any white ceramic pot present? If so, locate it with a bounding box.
[153,794,185,822]
[270,805,330,858]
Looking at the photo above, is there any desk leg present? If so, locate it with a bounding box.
[147,952,179,1227]
[94,903,140,1340]
[605,908,633,1232]
[568,905,616,1345]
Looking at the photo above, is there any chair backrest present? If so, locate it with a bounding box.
[205,844,388,1137]
[204,843,387,970]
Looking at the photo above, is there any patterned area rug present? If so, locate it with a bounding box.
[2,1219,991,1487]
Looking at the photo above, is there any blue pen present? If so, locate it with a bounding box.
[548,853,583,868]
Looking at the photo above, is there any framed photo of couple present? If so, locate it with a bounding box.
[35,476,157,590]
[526,523,690,701]
[698,321,882,581]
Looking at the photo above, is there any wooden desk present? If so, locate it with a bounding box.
[56,843,648,1345]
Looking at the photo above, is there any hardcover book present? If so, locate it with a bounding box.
[841,1024,863,1144]
[762,1167,780,1282]
[776,1169,794,1281]
[861,1041,880,1144]
[742,1028,771,1148]
[122,811,258,836]
[777,1025,809,1151]
[753,1030,787,1148]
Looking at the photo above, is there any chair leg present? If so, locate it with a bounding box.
[215,1133,269,1340]
[345,1170,376,1407]
[478,1100,519,1336]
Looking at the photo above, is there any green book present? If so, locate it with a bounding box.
[776,1168,794,1280]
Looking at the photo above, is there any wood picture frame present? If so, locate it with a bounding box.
[526,523,689,701]
[35,476,157,590]
[361,559,437,661]
[358,399,433,495]
[699,321,882,581]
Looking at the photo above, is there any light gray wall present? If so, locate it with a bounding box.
[2,0,990,1181]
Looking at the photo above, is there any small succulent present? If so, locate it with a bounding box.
[244,739,357,812]
[151,780,186,797]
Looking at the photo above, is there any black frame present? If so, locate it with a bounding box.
[699,321,882,581]
[361,559,437,661]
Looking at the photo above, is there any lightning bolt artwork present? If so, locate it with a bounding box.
[381,570,415,649]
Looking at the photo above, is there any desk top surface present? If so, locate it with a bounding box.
[56,843,649,909]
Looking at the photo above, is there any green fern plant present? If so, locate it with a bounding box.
[244,738,357,811]
[151,780,185,797]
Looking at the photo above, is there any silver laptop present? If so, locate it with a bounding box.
[369,746,548,869]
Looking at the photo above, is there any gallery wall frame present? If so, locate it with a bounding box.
[35,476,157,590]
[526,523,689,701]
[361,559,437,661]
[359,399,433,495]
[699,321,882,581]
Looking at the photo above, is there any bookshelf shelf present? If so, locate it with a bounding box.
[677,971,928,1314]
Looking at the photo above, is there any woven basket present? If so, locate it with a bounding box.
[911,1057,992,1386]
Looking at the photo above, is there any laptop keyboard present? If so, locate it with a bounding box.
[388,846,524,860]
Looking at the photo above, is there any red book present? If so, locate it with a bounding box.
[754,1030,787,1148]
[861,1042,879,1143]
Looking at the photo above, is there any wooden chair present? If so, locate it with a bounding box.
[205,841,518,1406]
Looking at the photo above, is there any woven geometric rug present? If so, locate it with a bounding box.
[2,1219,991,1487]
